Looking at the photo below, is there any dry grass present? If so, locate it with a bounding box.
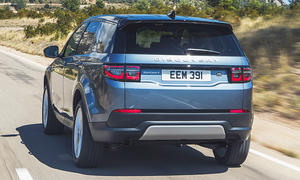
[252,137,299,158]
[235,11,300,35]
[0,17,55,28]
[262,143,299,158]
[0,28,66,56]
[235,13,300,120]
[105,2,130,9]
[0,17,59,55]
[0,18,40,28]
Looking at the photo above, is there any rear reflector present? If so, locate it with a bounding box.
[113,109,142,113]
[229,109,249,113]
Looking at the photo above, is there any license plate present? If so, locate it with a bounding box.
[162,69,211,81]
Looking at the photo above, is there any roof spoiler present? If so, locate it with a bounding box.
[118,20,233,31]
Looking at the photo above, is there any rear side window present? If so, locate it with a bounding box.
[98,22,117,53]
[63,23,88,57]
[77,21,102,55]
[125,23,242,56]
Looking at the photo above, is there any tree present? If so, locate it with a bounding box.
[177,0,196,16]
[289,0,299,7]
[133,0,150,10]
[150,0,165,8]
[4,5,10,11]
[13,0,26,10]
[44,3,50,8]
[96,0,105,8]
[247,0,263,10]
[207,0,221,7]
[178,0,193,7]
[232,0,244,9]
[219,0,236,11]
[61,0,80,12]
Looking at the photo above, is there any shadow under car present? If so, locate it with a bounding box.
[16,123,228,176]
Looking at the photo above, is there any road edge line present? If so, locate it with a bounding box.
[250,149,300,173]
[16,168,33,180]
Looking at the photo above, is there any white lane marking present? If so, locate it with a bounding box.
[250,149,300,173]
[16,168,33,180]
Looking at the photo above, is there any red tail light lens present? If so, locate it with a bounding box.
[113,109,141,113]
[229,109,249,113]
[231,67,242,82]
[243,67,252,82]
[104,65,141,81]
[104,65,124,80]
[126,66,140,81]
[231,67,252,83]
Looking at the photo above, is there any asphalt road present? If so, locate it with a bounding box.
[0,50,300,180]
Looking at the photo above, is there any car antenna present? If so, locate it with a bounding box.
[167,9,176,20]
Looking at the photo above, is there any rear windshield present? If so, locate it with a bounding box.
[125,23,243,56]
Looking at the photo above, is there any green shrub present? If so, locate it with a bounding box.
[13,0,26,10]
[44,4,50,9]
[96,0,105,8]
[133,0,150,11]
[0,9,16,19]
[61,0,80,12]
[17,9,43,19]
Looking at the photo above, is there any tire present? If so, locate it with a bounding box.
[213,136,251,166]
[42,86,64,134]
[72,100,103,168]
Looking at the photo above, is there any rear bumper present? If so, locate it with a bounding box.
[89,112,253,143]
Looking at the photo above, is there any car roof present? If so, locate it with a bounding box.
[85,14,231,29]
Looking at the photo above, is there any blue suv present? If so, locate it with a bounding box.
[43,13,253,168]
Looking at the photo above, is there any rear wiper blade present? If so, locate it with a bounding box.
[185,48,220,55]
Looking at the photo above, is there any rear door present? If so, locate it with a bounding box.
[63,21,101,119]
[50,22,87,114]
[124,23,246,110]
[50,58,64,113]
[58,22,88,118]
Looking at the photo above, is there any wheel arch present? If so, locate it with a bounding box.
[43,73,53,103]
[73,89,82,115]
[44,75,48,88]
[72,78,98,123]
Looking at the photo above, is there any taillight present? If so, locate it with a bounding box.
[104,65,124,80]
[126,66,140,81]
[243,67,252,82]
[113,109,141,113]
[231,67,252,83]
[231,67,242,82]
[104,65,141,81]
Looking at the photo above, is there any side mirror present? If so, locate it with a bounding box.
[44,46,59,58]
